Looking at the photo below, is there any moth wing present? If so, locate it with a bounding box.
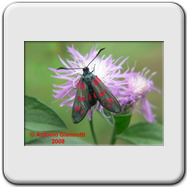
[72,81,91,124]
[91,76,121,113]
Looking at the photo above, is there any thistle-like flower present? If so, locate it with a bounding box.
[49,45,136,121]
[119,62,161,122]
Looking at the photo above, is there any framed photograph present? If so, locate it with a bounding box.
[24,41,163,146]
[3,2,184,184]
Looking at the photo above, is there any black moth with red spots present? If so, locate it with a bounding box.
[57,48,121,123]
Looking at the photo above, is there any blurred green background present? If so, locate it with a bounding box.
[25,42,163,145]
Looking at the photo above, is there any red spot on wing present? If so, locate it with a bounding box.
[99,92,104,96]
[77,81,81,88]
[80,110,84,114]
[77,96,81,100]
[93,92,97,98]
[89,94,91,100]
[93,79,99,86]
[75,106,81,111]
[81,82,85,90]
[96,76,101,82]
[107,103,111,107]
[81,97,86,102]
[108,98,114,103]
[99,90,107,96]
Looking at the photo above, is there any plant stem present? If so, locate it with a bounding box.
[110,124,116,145]
[89,117,98,145]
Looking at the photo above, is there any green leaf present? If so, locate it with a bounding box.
[25,95,67,131]
[25,136,91,146]
[24,129,40,143]
[97,108,114,126]
[117,122,163,145]
[114,114,132,134]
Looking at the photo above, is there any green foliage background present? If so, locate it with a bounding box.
[25,42,163,145]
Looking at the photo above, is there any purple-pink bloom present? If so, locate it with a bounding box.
[49,45,160,123]
[49,45,136,121]
[119,62,161,122]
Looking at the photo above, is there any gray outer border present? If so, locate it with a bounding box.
[3,2,184,183]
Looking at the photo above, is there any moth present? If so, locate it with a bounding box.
[57,48,121,123]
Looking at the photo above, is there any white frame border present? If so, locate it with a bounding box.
[3,2,185,184]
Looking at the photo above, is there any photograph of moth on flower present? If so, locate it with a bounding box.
[25,42,163,146]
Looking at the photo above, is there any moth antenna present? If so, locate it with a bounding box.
[57,67,83,70]
[87,48,105,67]
[90,64,96,73]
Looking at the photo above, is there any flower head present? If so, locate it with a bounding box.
[49,45,160,123]
[119,62,161,122]
[49,45,135,121]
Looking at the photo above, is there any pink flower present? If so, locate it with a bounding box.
[49,45,135,121]
[119,62,161,122]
